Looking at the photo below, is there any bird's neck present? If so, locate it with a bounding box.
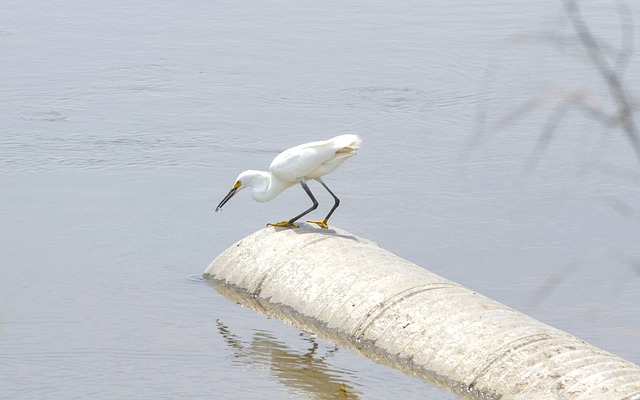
[250,171,294,202]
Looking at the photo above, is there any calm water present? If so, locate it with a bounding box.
[1,1,639,399]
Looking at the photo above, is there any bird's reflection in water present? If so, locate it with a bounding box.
[216,319,360,399]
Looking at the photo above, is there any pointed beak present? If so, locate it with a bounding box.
[215,187,238,212]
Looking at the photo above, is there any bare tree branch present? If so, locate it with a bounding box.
[612,0,635,77]
[563,0,640,164]
[522,98,572,178]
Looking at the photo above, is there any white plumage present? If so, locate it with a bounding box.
[216,134,361,229]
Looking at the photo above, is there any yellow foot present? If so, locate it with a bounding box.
[266,221,299,228]
[306,219,329,229]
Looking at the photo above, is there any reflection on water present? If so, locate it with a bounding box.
[210,279,476,400]
[216,319,359,399]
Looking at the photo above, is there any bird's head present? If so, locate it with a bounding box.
[215,171,254,212]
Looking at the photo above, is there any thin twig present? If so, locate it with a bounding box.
[563,0,640,164]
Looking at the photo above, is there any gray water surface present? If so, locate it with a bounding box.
[1,1,639,399]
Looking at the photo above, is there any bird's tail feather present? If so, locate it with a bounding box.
[335,135,361,154]
[336,146,356,154]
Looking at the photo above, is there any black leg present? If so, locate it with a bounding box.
[306,178,340,229]
[288,181,319,224]
[317,178,340,222]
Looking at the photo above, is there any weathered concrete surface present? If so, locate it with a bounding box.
[204,225,640,399]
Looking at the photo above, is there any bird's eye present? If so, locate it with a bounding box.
[233,180,241,189]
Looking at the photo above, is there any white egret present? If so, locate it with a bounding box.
[215,134,361,229]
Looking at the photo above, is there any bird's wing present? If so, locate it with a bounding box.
[269,138,347,182]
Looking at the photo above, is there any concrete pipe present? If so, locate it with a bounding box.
[204,225,640,399]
